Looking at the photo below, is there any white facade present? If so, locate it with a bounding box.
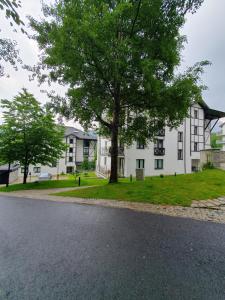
[97,103,216,178]
[219,122,225,151]
[19,127,97,177]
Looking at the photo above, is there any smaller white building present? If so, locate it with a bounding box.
[19,126,97,177]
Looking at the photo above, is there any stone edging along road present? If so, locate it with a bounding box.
[1,187,225,224]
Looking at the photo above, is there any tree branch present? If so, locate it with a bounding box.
[130,0,142,38]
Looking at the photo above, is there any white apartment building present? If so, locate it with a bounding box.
[19,127,97,177]
[97,102,225,178]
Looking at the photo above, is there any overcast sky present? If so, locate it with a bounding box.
[0,0,225,126]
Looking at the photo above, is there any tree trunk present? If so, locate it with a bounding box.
[109,93,120,183]
[109,125,119,183]
[23,164,28,184]
[6,162,11,188]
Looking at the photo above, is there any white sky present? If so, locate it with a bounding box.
[0,0,225,126]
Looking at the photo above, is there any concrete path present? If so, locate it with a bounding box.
[1,187,225,224]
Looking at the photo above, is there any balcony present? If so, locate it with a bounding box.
[154,147,165,156]
[156,129,165,137]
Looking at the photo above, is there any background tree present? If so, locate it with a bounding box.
[1,89,66,184]
[211,132,222,149]
[29,0,208,183]
[0,123,18,187]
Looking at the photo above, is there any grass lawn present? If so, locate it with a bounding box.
[54,169,225,207]
[0,176,107,192]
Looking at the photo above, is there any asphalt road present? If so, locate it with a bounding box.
[0,196,225,300]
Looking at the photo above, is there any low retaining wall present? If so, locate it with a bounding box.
[200,149,225,170]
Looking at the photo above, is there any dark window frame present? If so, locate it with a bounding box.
[33,167,41,173]
[155,159,164,170]
[178,132,183,142]
[194,142,198,152]
[136,159,145,169]
[194,126,198,135]
[136,140,145,149]
[194,109,198,119]
[178,149,183,160]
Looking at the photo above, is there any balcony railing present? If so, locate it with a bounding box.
[156,129,165,137]
[154,147,165,156]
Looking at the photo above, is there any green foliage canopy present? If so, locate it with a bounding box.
[28,0,208,182]
[0,89,67,183]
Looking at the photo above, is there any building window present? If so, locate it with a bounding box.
[66,166,74,174]
[84,140,90,147]
[136,159,145,169]
[21,167,29,174]
[178,132,183,142]
[104,157,107,166]
[178,149,183,160]
[69,138,73,144]
[69,147,73,153]
[155,159,163,170]
[194,142,198,152]
[194,109,198,119]
[194,126,198,135]
[69,156,73,162]
[84,140,90,155]
[83,147,89,155]
[155,139,164,148]
[33,167,41,173]
[137,140,145,149]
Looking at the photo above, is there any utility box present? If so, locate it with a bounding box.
[136,169,144,181]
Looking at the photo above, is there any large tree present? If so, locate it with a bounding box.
[29,0,207,183]
[0,0,24,76]
[1,89,66,184]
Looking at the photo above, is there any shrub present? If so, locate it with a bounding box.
[160,174,164,178]
[81,158,96,171]
[202,162,215,170]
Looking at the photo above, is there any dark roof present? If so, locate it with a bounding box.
[197,100,225,120]
[64,126,97,140]
[0,164,19,171]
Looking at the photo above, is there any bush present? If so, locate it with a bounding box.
[202,162,215,170]
[160,174,164,178]
[81,158,96,171]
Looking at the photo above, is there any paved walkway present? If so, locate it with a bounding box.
[1,187,225,224]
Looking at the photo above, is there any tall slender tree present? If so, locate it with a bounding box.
[29,0,208,183]
[0,124,18,186]
[1,89,66,184]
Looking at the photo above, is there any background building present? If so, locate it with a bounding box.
[97,102,225,178]
[19,127,97,177]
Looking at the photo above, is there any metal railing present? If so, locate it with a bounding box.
[154,147,165,156]
[156,129,165,137]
